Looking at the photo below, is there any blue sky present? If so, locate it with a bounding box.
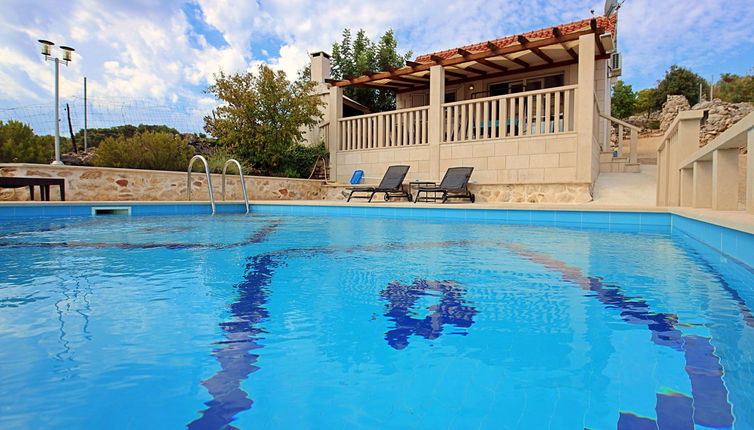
[1,0,752,133]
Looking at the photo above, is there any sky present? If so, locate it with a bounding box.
[0,0,752,134]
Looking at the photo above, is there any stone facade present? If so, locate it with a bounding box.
[323,182,592,203]
[0,164,324,201]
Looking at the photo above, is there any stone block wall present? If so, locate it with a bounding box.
[335,146,431,183]
[439,134,579,184]
[0,164,324,201]
[323,182,592,203]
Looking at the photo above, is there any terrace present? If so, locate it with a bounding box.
[316,15,636,196]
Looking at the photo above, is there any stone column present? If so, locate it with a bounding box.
[666,110,705,206]
[575,33,595,184]
[748,129,754,214]
[712,148,739,210]
[328,86,343,181]
[427,65,445,180]
[692,160,712,208]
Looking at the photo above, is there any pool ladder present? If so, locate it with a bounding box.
[187,156,250,214]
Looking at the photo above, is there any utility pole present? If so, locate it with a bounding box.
[84,77,88,151]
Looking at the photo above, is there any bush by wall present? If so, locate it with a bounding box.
[93,131,193,171]
[279,142,328,178]
[0,120,56,163]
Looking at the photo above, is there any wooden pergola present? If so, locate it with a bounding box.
[326,16,615,94]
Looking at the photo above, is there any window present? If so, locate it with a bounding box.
[489,73,564,95]
[444,92,457,103]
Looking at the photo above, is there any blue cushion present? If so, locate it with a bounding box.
[350,170,364,184]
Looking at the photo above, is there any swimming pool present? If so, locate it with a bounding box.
[0,211,752,429]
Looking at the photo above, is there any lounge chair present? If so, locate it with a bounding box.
[346,165,412,202]
[414,167,475,203]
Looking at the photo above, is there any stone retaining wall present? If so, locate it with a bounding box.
[324,182,592,203]
[0,164,324,201]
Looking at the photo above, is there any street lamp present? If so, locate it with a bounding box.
[38,39,75,165]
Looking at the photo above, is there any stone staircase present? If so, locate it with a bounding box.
[600,151,640,173]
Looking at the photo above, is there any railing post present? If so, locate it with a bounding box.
[748,128,754,214]
[680,168,693,206]
[629,129,638,164]
[692,160,712,208]
[576,33,595,183]
[712,148,740,210]
[668,111,705,206]
[328,86,343,181]
[428,65,445,180]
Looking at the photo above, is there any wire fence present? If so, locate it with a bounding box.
[0,96,210,136]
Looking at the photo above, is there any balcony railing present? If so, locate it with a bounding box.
[338,106,429,151]
[442,85,577,143]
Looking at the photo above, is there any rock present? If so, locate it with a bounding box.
[660,95,691,132]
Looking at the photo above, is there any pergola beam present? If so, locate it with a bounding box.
[518,35,554,64]
[395,54,612,94]
[552,27,578,60]
[476,58,508,72]
[331,27,604,88]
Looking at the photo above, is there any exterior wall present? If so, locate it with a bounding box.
[438,134,579,184]
[335,146,431,183]
[0,164,324,202]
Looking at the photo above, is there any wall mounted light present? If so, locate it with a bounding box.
[468,84,475,92]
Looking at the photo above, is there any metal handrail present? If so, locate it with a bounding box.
[187,155,215,214]
[222,159,249,214]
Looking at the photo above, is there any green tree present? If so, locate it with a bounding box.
[634,88,656,114]
[93,131,193,171]
[203,65,324,174]
[0,120,50,163]
[714,72,754,103]
[651,65,708,110]
[611,80,636,118]
[331,28,412,112]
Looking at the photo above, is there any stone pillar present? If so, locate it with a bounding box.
[427,65,445,180]
[692,160,712,208]
[328,86,343,181]
[666,110,705,206]
[712,148,740,210]
[746,129,754,214]
[575,33,595,184]
[680,168,693,206]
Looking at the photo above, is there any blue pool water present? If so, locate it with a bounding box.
[0,213,753,429]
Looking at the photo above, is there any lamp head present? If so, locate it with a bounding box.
[60,46,75,62]
[38,39,54,56]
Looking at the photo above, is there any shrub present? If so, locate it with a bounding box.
[202,146,246,174]
[648,121,660,130]
[279,142,328,178]
[93,131,194,171]
[0,120,51,163]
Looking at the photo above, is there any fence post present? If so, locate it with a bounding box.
[428,65,445,180]
[748,129,754,214]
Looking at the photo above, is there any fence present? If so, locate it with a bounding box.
[338,106,429,151]
[441,85,577,143]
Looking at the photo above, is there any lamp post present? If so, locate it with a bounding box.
[38,39,75,165]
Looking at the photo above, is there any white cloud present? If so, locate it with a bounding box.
[1,0,752,134]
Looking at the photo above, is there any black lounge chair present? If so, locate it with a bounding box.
[414,167,475,203]
[346,165,412,202]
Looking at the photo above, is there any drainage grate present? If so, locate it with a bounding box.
[91,206,132,216]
